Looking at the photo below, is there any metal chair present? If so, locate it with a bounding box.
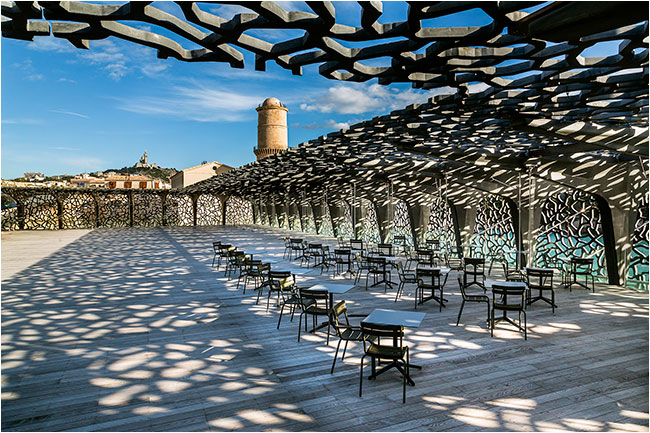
[359,322,410,404]
[491,283,527,340]
[463,257,486,291]
[395,261,417,302]
[297,288,331,344]
[415,268,443,311]
[328,300,365,374]
[526,267,556,313]
[456,275,490,326]
[211,241,221,267]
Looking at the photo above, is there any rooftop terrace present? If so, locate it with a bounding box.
[2,226,647,431]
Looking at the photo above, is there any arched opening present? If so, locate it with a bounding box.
[196,194,223,226]
[535,190,607,282]
[426,195,455,250]
[165,194,193,226]
[470,194,517,262]
[628,195,649,289]
[300,202,316,234]
[391,199,414,248]
[318,201,334,236]
[361,199,381,244]
[225,196,253,225]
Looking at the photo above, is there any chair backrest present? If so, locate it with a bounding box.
[361,322,404,348]
[492,284,526,308]
[328,300,350,332]
[367,256,385,269]
[393,235,406,247]
[464,257,485,275]
[526,268,554,289]
[308,243,322,252]
[350,239,364,251]
[416,249,433,264]
[299,287,329,309]
[335,249,351,261]
[377,243,393,256]
[212,241,221,252]
[417,268,442,286]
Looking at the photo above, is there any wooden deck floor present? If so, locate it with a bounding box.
[1,225,648,432]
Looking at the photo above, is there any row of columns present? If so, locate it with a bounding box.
[253,170,647,288]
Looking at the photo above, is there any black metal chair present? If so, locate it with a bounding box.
[365,256,386,290]
[487,245,508,276]
[377,243,393,257]
[416,249,434,266]
[298,288,331,344]
[359,322,410,404]
[334,248,354,276]
[224,250,245,279]
[463,257,486,291]
[350,239,364,254]
[526,267,556,313]
[456,275,490,326]
[568,257,596,292]
[491,283,527,340]
[215,244,233,269]
[289,238,304,261]
[211,241,221,267]
[282,237,291,259]
[393,235,407,256]
[238,258,262,292]
[415,268,443,311]
[328,300,365,374]
[445,246,464,272]
[395,261,417,302]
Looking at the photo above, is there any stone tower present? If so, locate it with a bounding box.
[254,97,288,160]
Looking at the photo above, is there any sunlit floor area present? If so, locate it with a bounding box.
[1,226,648,432]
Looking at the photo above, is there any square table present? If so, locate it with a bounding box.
[304,283,355,333]
[307,283,355,308]
[362,308,425,385]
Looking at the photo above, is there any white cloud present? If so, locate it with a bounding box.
[51,146,81,151]
[299,83,435,115]
[27,36,76,53]
[298,119,352,130]
[58,77,77,83]
[2,118,42,125]
[50,110,89,119]
[115,84,263,122]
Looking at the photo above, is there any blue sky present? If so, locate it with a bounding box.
[2,1,621,179]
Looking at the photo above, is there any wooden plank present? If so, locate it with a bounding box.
[1,226,647,431]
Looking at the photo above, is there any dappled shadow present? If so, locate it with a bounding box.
[1,225,648,431]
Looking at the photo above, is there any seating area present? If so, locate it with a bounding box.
[1,225,647,431]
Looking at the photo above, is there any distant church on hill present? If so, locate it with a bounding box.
[134,149,159,169]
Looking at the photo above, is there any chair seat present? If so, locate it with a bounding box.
[340,327,364,341]
[304,305,329,315]
[465,294,489,302]
[366,343,407,359]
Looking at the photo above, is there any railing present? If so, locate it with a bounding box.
[1,187,253,230]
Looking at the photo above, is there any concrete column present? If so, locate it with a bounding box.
[407,202,431,250]
[128,191,134,227]
[311,201,325,235]
[453,202,477,257]
[57,197,64,230]
[191,193,199,226]
[329,203,344,237]
[375,199,391,243]
[93,193,100,228]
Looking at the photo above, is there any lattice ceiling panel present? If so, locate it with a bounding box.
[3,1,648,202]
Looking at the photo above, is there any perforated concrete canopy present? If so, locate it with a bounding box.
[2,1,648,201]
